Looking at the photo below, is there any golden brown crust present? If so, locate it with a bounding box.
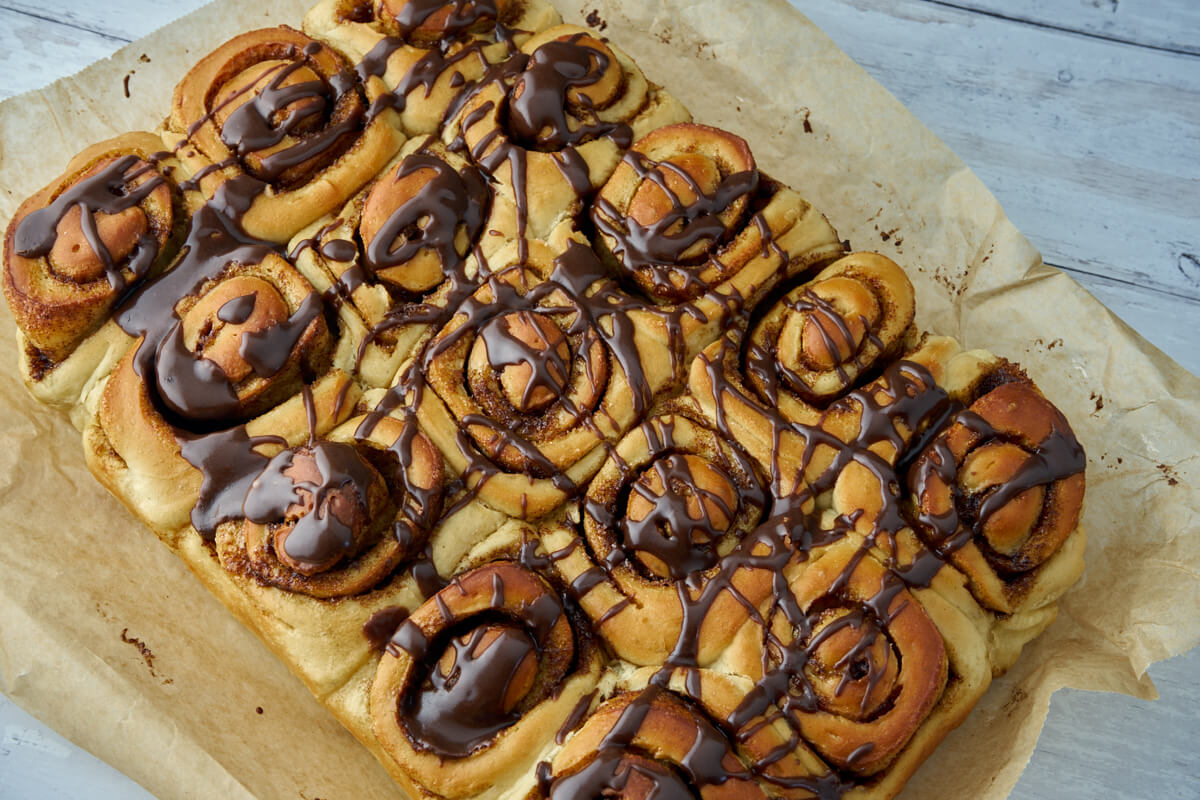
[165,25,404,243]
[546,688,770,800]
[370,561,602,798]
[3,134,199,406]
[908,375,1087,615]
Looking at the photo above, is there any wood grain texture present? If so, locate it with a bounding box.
[0,0,200,41]
[0,0,1196,799]
[798,0,1200,376]
[0,8,124,98]
[938,0,1200,55]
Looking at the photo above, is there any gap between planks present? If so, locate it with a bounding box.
[927,0,1200,56]
[800,0,1200,305]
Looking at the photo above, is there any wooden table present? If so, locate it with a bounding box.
[0,1,1196,798]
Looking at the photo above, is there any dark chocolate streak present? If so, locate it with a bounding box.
[364,152,489,277]
[15,154,167,292]
[243,439,379,570]
[619,453,738,580]
[364,605,411,651]
[592,148,760,300]
[386,0,499,42]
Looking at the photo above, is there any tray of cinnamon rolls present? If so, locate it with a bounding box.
[1,1,1089,798]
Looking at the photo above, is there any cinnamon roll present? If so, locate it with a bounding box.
[743,253,916,420]
[152,411,452,697]
[2,134,196,408]
[304,0,561,137]
[686,268,922,500]
[541,414,775,666]
[215,413,444,597]
[443,24,690,243]
[591,122,846,354]
[807,335,999,546]
[370,560,602,798]
[82,205,361,537]
[539,687,769,800]
[726,536,990,797]
[164,26,404,243]
[616,668,842,800]
[407,231,674,519]
[907,368,1087,617]
[289,137,505,388]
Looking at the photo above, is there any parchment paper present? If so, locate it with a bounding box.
[0,0,1196,798]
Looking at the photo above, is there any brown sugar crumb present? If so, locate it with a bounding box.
[585,10,608,31]
[120,628,172,684]
[1157,463,1180,487]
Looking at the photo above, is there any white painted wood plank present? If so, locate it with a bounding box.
[0,9,125,100]
[0,694,155,800]
[797,0,1200,305]
[0,0,209,42]
[938,0,1200,55]
[1065,269,1200,376]
[1015,648,1200,800]
[797,0,1200,376]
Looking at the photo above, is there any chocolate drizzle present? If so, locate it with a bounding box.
[383,562,576,759]
[385,0,499,42]
[744,287,886,405]
[618,453,738,580]
[243,439,380,572]
[217,293,257,324]
[543,687,762,800]
[479,310,571,411]
[364,605,412,651]
[405,623,538,755]
[364,152,489,278]
[593,148,760,302]
[907,403,1087,571]
[14,154,168,292]
[180,425,283,536]
[197,40,367,187]
[508,35,630,151]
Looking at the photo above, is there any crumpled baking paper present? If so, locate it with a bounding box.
[0,0,1196,798]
